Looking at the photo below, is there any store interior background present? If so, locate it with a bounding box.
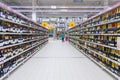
[0,0,120,80]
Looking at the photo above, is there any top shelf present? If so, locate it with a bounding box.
[70,2,120,29]
[83,2,120,23]
[0,2,48,30]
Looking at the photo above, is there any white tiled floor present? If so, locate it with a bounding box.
[6,40,115,80]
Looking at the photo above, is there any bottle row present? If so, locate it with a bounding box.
[0,21,49,34]
[69,24,120,35]
[80,35,118,47]
[82,7,120,27]
[0,35,47,47]
[0,7,38,29]
[87,43,120,62]
[0,40,47,78]
[69,36,120,63]
[69,31,120,49]
[91,8,120,26]
[81,22,120,34]
[0,39,47,63]
[69,39,120,77]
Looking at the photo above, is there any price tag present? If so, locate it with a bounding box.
[117,34,120,49]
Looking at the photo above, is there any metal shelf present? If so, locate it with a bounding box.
[70,42,119,80]
[0,32,48,36]
[79,19,120,30]
[0,17,48,31]
[69,40,120,65]
[0,37,47,50]
[0,40,47,65]
[0,46,40,80]
[70,34,120,36]
[69,36,120,51]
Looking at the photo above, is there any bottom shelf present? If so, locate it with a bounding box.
[69,42,120,80]
[0,41,48,80]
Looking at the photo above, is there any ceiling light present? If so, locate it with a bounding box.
[51,6,56,9]
[60,9,68,12]
[74,0,83,2]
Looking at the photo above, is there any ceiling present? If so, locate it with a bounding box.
[0,0,120,18]
[1,0,119,6]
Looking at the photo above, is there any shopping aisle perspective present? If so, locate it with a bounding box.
[5,40,115,80]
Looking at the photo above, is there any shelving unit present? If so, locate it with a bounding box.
[0,2,49,79]
[68,2,120,80]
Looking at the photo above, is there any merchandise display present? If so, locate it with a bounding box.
[1,0,120,80]
[68,2,120,79]
[0,2,48,79]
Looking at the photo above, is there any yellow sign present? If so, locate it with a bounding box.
[41,22,48,27]
[49,25,54,30]
[69,22,76,28]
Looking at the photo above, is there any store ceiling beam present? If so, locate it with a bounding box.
[10,6,107,9]
[16,10,101,13]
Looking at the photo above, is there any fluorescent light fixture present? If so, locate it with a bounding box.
[60,9,68,12]
[42,19,49,21]
[32,12,37,22]
[59,6,68,8]
[50,18,57,21]
[51,6,56,9]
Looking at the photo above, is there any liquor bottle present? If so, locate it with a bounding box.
[114,50,119,62]
[108,27,117,34]
[0,38,4,47]
[4,48,9,60]
[6,51,12,59]
[0,49,4,62]
[0,64,4,77]
[7,11,13,21]
[2,36,9,46]
[114,63,120,76]
[111,9,117,20]
[0,25,3,32]
[16,16,20,23]
[117,10,120,19]
[109,37,117,47]
[1,9,6,19]
[11,58,17,68]
[3,62,10,74]
[108,13,112,21]
[12,47,16,56]
[111,62,116,73]
[12,14,17,22]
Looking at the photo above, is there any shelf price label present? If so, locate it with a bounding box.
[69,22,76,28]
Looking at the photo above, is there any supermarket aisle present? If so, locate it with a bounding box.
[6,40,115,80]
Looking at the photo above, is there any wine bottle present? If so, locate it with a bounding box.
[1,9,5,19]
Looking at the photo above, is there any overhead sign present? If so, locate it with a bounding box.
[49,24,54,30]
[69,22,76,28]
[41,22,48,27]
